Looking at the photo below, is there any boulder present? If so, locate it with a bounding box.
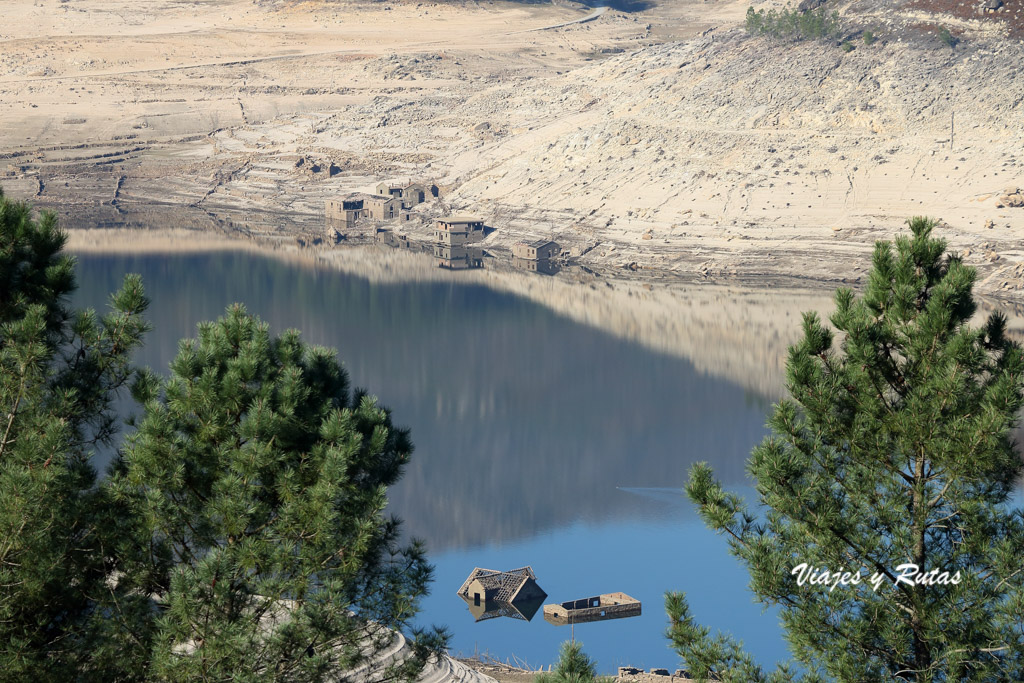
[798,0,827,11]
[999,188,1023,207]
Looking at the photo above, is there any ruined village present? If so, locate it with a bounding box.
[323,179,562,273]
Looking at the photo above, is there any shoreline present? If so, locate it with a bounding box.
[64,225,1024,403]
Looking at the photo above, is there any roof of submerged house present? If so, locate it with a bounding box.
[457,567,541,603]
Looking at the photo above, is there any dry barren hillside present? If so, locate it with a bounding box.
[2,0,1023,296]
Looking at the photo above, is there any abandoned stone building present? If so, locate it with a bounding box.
[324,197,366,229]
[363,194,403,221]
[375,180,440,208]
[400,208,422,223]
[543,592,641,626]
[457,567,547,607]
[512,239,560,261]
[325,192,405,228]
[435,216,485,246]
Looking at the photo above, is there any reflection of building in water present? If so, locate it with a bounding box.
[543,592,641,626]
[435,244,483,270]
[434,216,485,246]
[457,595,544,622]
[375,229,412,250]
[512,240,560,261]
[512,256,560,276]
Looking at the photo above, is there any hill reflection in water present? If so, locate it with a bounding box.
[72,249,791,553]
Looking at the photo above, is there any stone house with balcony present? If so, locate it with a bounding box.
[434,216,485,246]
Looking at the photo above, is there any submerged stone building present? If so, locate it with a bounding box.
[457,567,547,607]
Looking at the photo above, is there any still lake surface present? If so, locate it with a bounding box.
[72,247,801,674]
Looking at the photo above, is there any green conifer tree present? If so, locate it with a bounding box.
[0,188,154,680]
[668,218,1024,682]
[536,641,612,683]
[110,305,446,681]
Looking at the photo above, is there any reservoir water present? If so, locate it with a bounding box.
[70,245,832,674]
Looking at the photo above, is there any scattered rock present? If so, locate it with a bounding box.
[798,0,827,11]
[978,0,1003,14]
[999,188,1024,208]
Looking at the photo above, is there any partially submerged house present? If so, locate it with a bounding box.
[543,592,641,626]
[457,567,547,608]
[512,240,560,261]
[434,216,485,246]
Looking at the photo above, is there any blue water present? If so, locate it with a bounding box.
[425,491,785,673]
[71,247,790,674]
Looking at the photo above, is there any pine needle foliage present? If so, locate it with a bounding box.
[668,218,1024,682]
[2,191,445,681]
[744,4,841,43]
[536,642,614,683]
[0,188,154,680]
[110,304,447,681]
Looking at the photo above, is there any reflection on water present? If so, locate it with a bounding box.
[512,257,560,276]
[68,244,831,672]
[460,596,545,622]
[435,244,485,270]
[73,248,776,551]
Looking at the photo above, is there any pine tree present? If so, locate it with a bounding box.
[536,642,612,683]
[110,304,446,681]
[668,218,1024,682]
[0,188,154,679]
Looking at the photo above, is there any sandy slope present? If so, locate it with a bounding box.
[3,0,1024,300]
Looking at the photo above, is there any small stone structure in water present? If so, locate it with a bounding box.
[542,592,641,625]
[457,566,547,606]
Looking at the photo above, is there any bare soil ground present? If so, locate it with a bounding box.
[2,0,1023,299]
